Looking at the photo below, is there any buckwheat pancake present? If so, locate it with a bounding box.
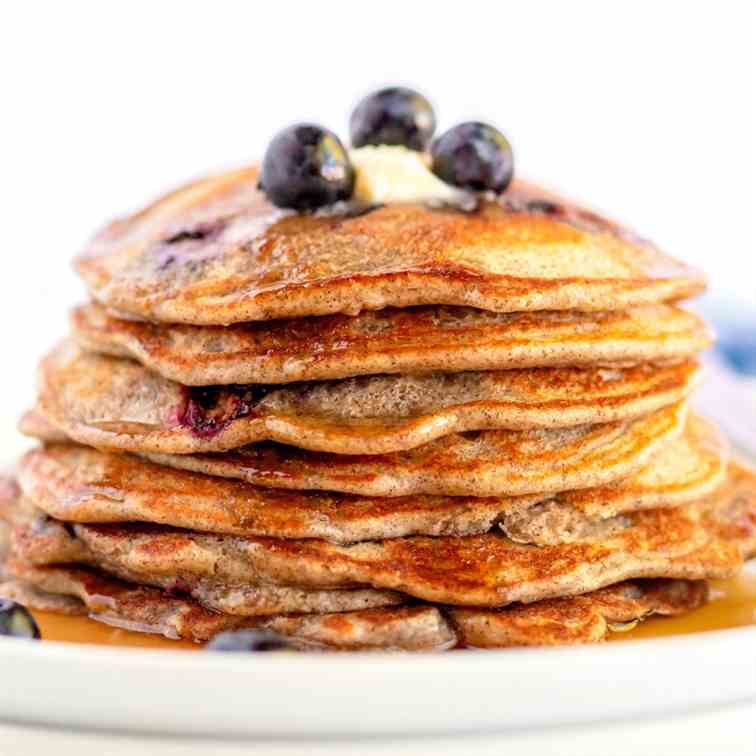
[0,481,405,616]
[11,462,755,608]
[35,341,700,455]
[447,579,709,647]
[15,416,725,545]
[17,411,67,444]
[5,511,405,617]
[0,561,707,648]
[142,402,687,497]
[2,502,717,619]
[0,576,86,617]
[72,302,712,385]
[500,414,728,544]
[74,167,705,325]
[0,562,454,649]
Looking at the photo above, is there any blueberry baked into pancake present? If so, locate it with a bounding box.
[3,86,755,652]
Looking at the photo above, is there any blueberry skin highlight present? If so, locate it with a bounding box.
[431,122,514,194]
[0,600,41,639]
[350,87,436,151]
[206,629,294,652]
[260,124,355,210]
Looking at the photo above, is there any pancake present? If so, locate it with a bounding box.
[12,530,403,616]
[0,577,88,616]
[0,484,406,616]
[73,168,705,325]
[15,417,726,545]
[72,302,712,385]
[35,341,700,455]
[448,579,709,647]
[142,402,687,497]
[0,561,706,648]
[5,508,407,617]
[0,561,454,650]
[10,462,755,608]
[1,507,703,619]
[18,410,68,444]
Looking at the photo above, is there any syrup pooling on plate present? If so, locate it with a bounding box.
[31,611,199,650]
[612,570,756,641]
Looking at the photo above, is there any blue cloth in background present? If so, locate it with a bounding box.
[689,302,756,457]
[700,300,756,376]
[717,332,756,376]
[714,326,756,376]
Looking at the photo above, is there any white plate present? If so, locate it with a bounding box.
[0,623,755,739]
[2,431,755,740]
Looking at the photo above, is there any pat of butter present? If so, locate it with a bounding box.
[349,145,466,205]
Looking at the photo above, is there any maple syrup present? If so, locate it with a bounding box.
[31,611,199,650]
[611,570,756,642]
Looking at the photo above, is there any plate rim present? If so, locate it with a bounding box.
[0,621,753,739]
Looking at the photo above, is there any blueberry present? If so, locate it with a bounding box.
[259,124,355,210]
[0,600,40,639]
[431,122,514,194]
[180,384,273,439]
[350,87,436,151]
[206,629,294,652]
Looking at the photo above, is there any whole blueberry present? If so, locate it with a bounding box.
[206,629,294,652]
[431,122,514,194]
[259,124,355,210]
[350,87,436,151]
[0,600,40,639]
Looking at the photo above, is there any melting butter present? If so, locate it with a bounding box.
[349,145,468,205]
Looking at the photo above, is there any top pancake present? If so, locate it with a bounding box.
[74,167,705,325]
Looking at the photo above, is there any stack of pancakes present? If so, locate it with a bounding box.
[2,173,755,650]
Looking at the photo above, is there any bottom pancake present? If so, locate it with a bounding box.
[0,560,708,649]
[0,483,407,617]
